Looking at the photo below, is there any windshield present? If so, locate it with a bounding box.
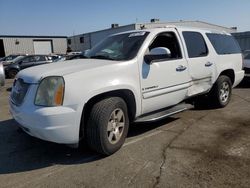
[87,31,149,61]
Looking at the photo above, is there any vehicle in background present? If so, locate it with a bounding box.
[66,54,86,60]
[243,50,250,76]
[0,62,5,86]
[67,51,82,55]
[49,55,65,62]
[4,55,53,78]
[0,54,20,62]
[0,54,27,66]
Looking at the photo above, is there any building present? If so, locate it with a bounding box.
[68,20,237,52]
[232,32,250,51]
[0,35,67,57]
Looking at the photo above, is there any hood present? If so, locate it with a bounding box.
[17,59,119,83]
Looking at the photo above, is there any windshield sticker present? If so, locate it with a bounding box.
[129,32,146,37]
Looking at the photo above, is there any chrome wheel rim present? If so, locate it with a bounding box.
[107,108,125,144]
[220,82,230,103]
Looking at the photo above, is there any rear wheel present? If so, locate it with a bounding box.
[210,75,232,108]
[86,97,129,155]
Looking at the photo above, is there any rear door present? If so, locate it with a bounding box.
[179,30,216,96]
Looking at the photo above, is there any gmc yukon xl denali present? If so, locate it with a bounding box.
[9,26,244,155]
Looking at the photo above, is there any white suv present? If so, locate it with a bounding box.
[9,26,244,155]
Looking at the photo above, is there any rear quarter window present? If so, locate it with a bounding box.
[182,31,208,58]
[206,33,241,55]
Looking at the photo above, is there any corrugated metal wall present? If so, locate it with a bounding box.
[0,37,67,56]
[68,33,91,52]
[90,24,135,47]
[52,38,67,54]
[232,32,250,51]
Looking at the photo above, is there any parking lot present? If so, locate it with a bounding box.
[0,78,250,188]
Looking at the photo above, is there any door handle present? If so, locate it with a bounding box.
[205,62,213,67]
[176,65,187,72]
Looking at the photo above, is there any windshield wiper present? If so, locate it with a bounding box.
[89,55,115,60]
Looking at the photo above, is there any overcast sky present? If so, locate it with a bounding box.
[0,0,249,36]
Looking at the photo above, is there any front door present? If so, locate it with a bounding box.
[140,30,191,114]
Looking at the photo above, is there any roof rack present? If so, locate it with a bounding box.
[139,24,177,30]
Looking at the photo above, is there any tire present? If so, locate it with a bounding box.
[209,75,232,108]
[86,97,129,155]
[8,69,18,79]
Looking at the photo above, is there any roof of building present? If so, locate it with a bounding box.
[0,35,67,38]
[69,20,237,38]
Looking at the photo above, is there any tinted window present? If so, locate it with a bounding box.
[22,56,35,63]
[34,56,46,61]
[206,33,241,55]
[183,31,208,58]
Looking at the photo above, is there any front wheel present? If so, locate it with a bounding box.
[210,75,232,108]
[86,97,129,155]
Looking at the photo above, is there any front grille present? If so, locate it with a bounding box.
[11,78,30,106]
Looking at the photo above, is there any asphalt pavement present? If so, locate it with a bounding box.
[0,78,250,188]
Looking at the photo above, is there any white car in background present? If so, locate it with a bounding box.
[243,50,250,76]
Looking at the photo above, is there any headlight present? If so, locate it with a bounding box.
[35,76,65,106]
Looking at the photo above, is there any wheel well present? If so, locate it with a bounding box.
[219,69,235,85]
[79,89,136,138]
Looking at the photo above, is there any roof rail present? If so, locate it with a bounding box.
[139,24,177,30]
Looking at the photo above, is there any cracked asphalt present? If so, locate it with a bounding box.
[0,78,250,188]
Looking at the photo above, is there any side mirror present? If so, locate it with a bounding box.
[18,61,23,65]
[144,47,171,64]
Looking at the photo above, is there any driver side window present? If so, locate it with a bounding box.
[148,32,182,60]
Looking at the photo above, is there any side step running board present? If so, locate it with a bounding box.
[134,103,193,123]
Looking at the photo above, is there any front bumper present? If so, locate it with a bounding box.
[9,99,81,144]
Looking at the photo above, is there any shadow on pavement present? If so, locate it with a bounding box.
[237,77,250,88]
[0,117,176,175]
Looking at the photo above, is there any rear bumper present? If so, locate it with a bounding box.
[233,70,245,87]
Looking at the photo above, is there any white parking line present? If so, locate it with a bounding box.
[123,123,177,147]
[123,130,163,147]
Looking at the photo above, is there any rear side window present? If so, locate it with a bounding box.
[206,33,241,55]
[183,31,208,58]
